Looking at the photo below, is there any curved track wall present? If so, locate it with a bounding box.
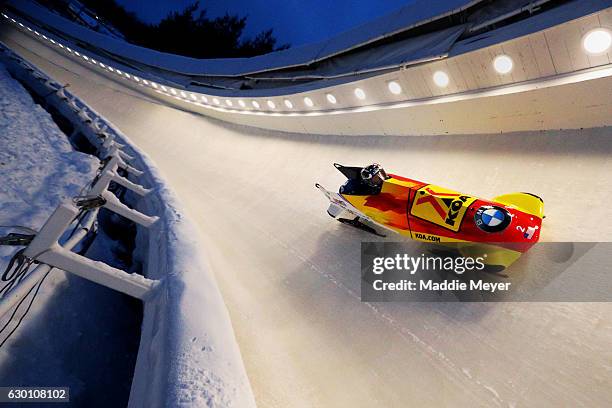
[2,19,611,407]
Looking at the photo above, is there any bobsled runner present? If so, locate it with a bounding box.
[316,163,544,268]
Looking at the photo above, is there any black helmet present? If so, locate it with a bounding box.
[361,163,386,187]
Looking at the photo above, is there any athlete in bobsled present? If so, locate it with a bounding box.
[316,163,545,268]
[339,163,389,195]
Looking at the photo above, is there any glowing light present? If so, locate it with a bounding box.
[238,100,246,108]
[354,88,366,100]
[252,100,260,109]
[303,97,314,107]
[326,93,337,104]
[160,85,168,92]
[493,55,514,74]
[190,93,197,101]
[432,71,450,87]
[284,99,293,109]
[226,99,233,107]
[387,81,402,95]
[213,98,220,105]
[583,29,612,55]
[170,88,177,95]
[267,100,276,109]
[180,91,187,98]
[201,95,208,103]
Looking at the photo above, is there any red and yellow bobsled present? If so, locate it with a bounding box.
[316,163,544,269]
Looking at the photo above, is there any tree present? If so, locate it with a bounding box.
[49,0,289,58]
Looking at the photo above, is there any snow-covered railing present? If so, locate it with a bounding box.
[0,41,159,300]
[0,43,256,407]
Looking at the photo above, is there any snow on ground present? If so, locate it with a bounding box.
[0,61,142,406]
[0,61,96,235]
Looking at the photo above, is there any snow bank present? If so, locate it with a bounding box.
[0,60,97,264]
[103,120,257,408]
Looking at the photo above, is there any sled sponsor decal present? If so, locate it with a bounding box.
[410,185,476,232]
[474,206,511,233]
[413,232,441,242]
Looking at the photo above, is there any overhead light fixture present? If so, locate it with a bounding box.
[190,93,197,101]
[180,91,187,98]
[326,93,337,104]
[303,97,314,107]
[213,98,220,105]
[432,71,450,88]
[201,95,208,103]
[226,99,233,107]
[387,81,402,95]
[238,100,246,108]
[493,55,513,74]
[267,100,276,109]
[284,99,293,109]
[583,28,612,55]
[170,88,178,95]
[252,100,260,109]
[354,88,366,100]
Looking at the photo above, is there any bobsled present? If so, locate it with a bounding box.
[316,163,544,269]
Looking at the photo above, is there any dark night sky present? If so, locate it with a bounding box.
[115,0,416,46]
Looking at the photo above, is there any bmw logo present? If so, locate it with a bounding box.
[474,206,511,233]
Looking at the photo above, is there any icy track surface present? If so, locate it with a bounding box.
[4,29,612,407]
